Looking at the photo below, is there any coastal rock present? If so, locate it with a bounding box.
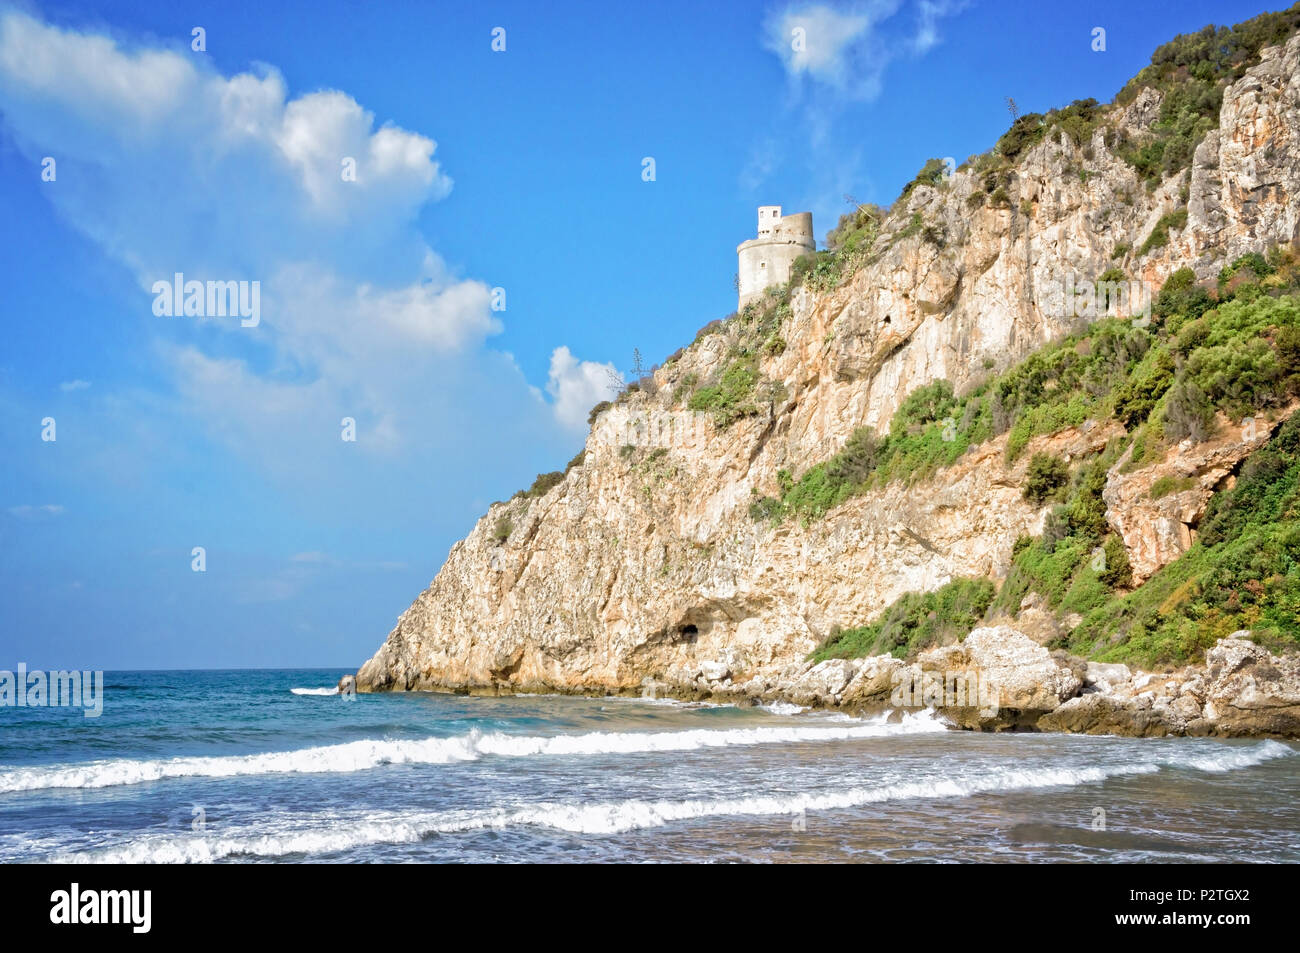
[356,37,1300,744]
[921,626,1081,713]
[1202,635,1300,737]
[785,658,860,707]
[900,626,1084,730]
[841,655,906,707]
[1038,636,1300,738]
[1103,408,1293,583]
[1084,661,1132,694]
[1037,693,1177,737]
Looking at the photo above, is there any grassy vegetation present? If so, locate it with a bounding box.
[750,380,996,523]
[991,439,1133,616]
[1063,407,1300,665]
[1150,474,1197,499]
[673,289,794,427]
[811,578,996,662]
[1114,5,1300,185]
[754,248,1300,527]
[1138,207,1188,256]
[687,359,759,427]
[492,516,513,544]
[754,246,1300,666]
[749,318,1161,523]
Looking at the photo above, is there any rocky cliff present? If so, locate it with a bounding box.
[357,29,1300,736]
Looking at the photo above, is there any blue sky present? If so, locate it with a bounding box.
[0,0,1277,669]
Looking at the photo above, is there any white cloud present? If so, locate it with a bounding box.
[8,504,64,519]
[912,0,967,54]
[0,10,559,479]
[762,2,899,100]
[545,346,621,431]
[59,379,91,392]
[761,1,964,101]
[290,551,330,563]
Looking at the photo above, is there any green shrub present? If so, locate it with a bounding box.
[515,470,564,500]
[1111,346,1174,427]
[688,359,760,427]
[1219,252,1274,291]
[824,204,884,256]
[1098,534,1134,589]
[898,158,949,204]
[1150,474,1197,499]
[1050,98,1104,147]
[492,516,513,543]
[1138,207,1188,255]
[1023,452,1070,505]
[1152,267,1213,322]
[1066,407,1300,665]
[812,578,996,662]
[825,427,882,487]
[748,494,786,523]
[997,113,1048,161]
[1115,8,1300,184]
[1161,379,1215,442]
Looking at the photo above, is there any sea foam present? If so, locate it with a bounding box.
[44,739,1294,862]
[0,710,947,794]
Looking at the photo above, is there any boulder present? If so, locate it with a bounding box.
[1037,693,1176,737]
[841,655,906,707]
[699,660,731,683]
[785,658,860,707]
[919,625,1082,727]
[1084,661,1132,694]
[1201,635,1300,737]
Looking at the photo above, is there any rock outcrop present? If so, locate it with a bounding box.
[1039,634,1300,738]
[357,35,1300,738]
[1102,405,1297,582]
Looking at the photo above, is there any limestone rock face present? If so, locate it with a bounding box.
[358,37,1300,705]
[1037,636,1300,738]
[917,626,1082,729]
[1202,636,1300,736]
[1102,406,1296,583]
[1038,694,1179,737]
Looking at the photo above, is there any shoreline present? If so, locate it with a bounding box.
[351,629,1300,741]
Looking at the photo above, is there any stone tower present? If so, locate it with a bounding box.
[736,205,815,309]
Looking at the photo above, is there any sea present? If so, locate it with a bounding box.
[1,669,1297,863]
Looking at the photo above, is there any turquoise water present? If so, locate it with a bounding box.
[1,669,1297,862]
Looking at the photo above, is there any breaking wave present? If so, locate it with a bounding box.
[0,710,949,794]
[47,740,1294,862]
